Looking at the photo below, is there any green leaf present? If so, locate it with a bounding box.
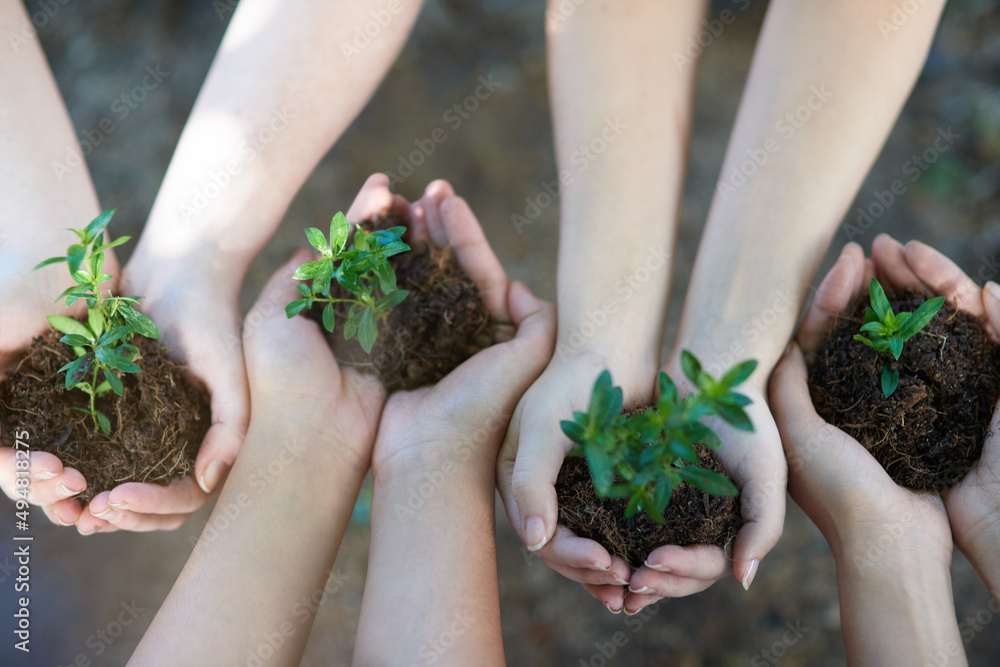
[653,476,672,515]
[715,402,754,432]
[881,367,899,397]
[859,321,887,335]
[658,371,678,404]
[120,306,159,338]
[680,466,738,496]
[377,289,409,310]
[374,262,397,293]
[853,334,878,350]
[330,212,350,252]
[305,227,328,252]
[296,283,311,298]
[105,369,124,396]
[864,308,880,324]
[60,334,92,347]
[89,250,104,280]
[720,359,757,387]
[66,244,86,275]
[95,411,111,435]
[91,235,131,254]
[589,371,614,417]
[888,336,903,360]
[292,260,324,280]
[868,279,892,322]
[669,439,699,463]
[680,350,702,385]
[897,296,945,342]
[60,353,93,389]
[716,391,753,407]
[88,308,105,338]
[95,380,112,396]
[585,443,615,496]
[560,419,587,446]
[97,325,132,347]
[358,307,377,353]
[33,256,67,271]
[344,306,361,340]
[47,315,91,338]
[322,303,336,333]
[84,209,115,242]
[381,241,410,258]
[285,299,309,319]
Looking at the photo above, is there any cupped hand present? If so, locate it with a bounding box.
[867,234,1000,597]
[769,240,952,571]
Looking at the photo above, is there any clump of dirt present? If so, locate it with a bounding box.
[320,211,495,392]
[1,331,210,505]
[555,438,742,571]
[809,289,1000,489]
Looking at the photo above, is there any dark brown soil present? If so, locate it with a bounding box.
[809,289,1000,489]
[319,211,495,392]
[0,330,210,504]
[555,440,743,571]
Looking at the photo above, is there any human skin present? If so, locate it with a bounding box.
[770,241,966,665]
[502,0,948,614]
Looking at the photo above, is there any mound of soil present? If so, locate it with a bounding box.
[808,290,1000,489]
[556,443,742,571]
[1,331,210,504]
[320,211,495,392]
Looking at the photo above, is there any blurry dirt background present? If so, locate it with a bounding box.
[2,0,999,665]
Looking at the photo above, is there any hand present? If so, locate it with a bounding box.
[77,174,398,533]
[0,233,121,528]
[624,367,785,614]
[866,234,1000,599]
[497,348,659,613]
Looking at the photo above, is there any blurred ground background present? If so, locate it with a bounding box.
[1,0,999,664]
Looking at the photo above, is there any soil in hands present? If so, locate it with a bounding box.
[0,331,210,505]
[319,211,496,392]
[555,427,743,571]
[809,289,1000,490]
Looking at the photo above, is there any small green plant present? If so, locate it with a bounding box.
[286,212,410,353]
[560,351,756,523]
[33,209,160,434]
[853,278,945,398]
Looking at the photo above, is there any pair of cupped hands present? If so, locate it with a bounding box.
[5,174,1000,614]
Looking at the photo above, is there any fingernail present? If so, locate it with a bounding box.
[199,460,228,495]
[34,470,58,480]
[77,526,96,536]
[53,510,72,527]
[612,573,629,586]
[603,601,622,615]
[643,560,671,572]
[524,517,548,551]
[108,500,128,509]
[986,281,1000,302]
[741,559,759,591]
[623,607,640,616]
[628,585,653,594]
[592,561,610,571]
[57,483,80,498]
[91,506,117,520]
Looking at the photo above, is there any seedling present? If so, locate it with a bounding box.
[286,212,410,353]
[853,278,945,397]
[560,351,756,523]
[33,209,160,434]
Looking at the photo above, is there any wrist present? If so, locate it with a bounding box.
[373,444,496,493]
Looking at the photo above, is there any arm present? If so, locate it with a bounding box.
[498,0,711,613]
[0,0,109,526]
[86,0,424,532]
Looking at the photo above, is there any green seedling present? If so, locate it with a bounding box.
[560,351,756,523]
[33,209,160,435]
[286,212,410,354]
[853,278,945,397]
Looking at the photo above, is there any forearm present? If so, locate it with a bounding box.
[130,416,367,665]
[130,0,423,278]
[354,464,503,666]
[835,538,965,666]
[675,0,946,380]
[548,0,707,363]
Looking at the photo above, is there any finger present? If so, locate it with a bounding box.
[981,281,1000,344]
[798,243,866,354]
[640,543,731,580]
[75,506,111,535]
[420,179,456,248]
[440,195,509,322]
[731,469,786,590]
[536,525,631,583]
[581,583,627,614]
[345,173,395,224]
[102,509,191,532]
[106,477,209,516]
[542,560,625,587]
[41,497,83,526]
[0,449,87,505]
[871,233,923,291]
[627,569,723,599]
[407,200,431,245]
[244,249,317,357]
[904,240,984,318]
